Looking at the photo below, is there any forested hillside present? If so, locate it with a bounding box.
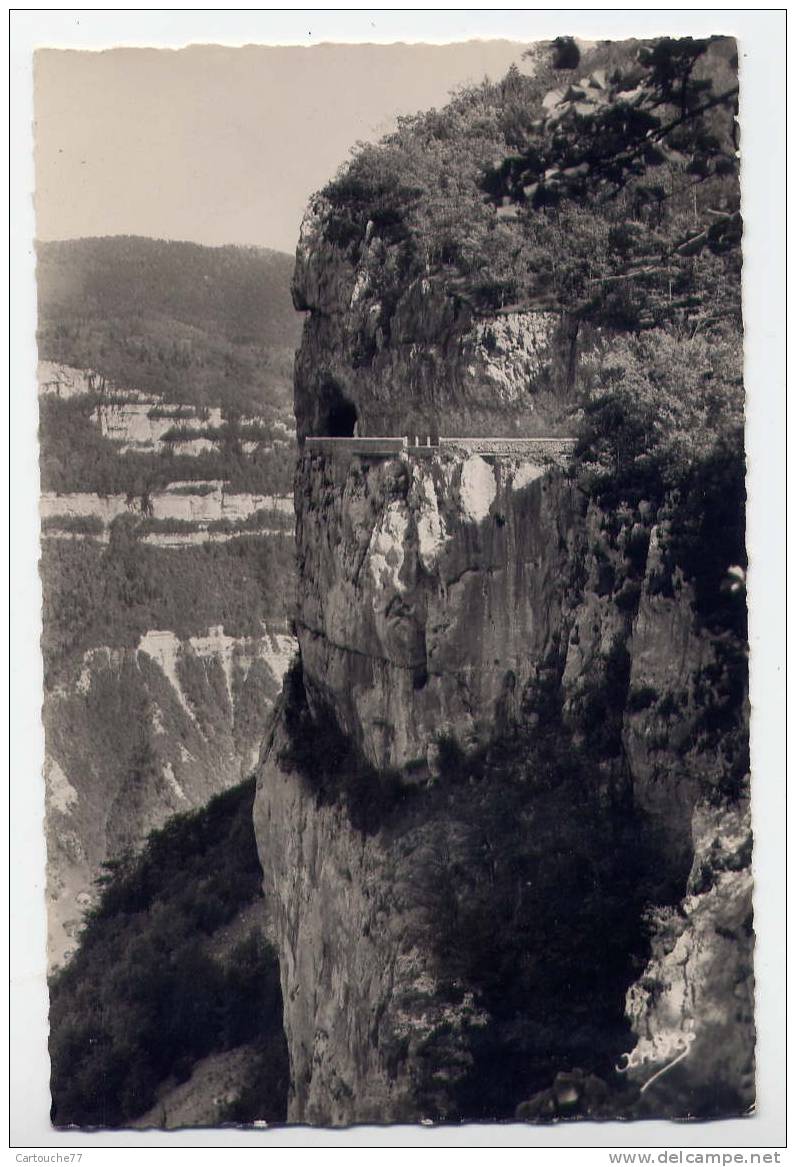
[37,236,302,417]
[39,390,296,496]
[40,523,295,685]
[49,777,289,1128]
[39,241,298,979]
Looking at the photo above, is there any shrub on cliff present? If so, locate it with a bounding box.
[668,434,747,638]
[574,327,743,500]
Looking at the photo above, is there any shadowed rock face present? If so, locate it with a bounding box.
[254,199,753,1125]
[255,714,494,1125]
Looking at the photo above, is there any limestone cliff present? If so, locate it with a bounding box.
[254,199,752,1124]
[46,627,294,968]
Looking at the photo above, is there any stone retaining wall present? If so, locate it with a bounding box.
[439,437,576,463]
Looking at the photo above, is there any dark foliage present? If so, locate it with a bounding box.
[487,38,738,217]
[410,706,656,1119]
[626,684,659,713]
[577,638,633,758]
[41,514,105,537]
[550,36,580,71]
[49,778,289,1128]
[668,433,747,637]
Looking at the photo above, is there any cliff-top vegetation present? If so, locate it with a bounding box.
[320,36,742,497]
[322,37,739,320]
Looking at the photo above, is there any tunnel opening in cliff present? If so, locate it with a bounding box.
[317,379,359,437]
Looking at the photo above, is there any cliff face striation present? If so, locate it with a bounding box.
[254,198,752,1124]
[46,627,294,969]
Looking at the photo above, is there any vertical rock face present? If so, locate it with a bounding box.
[256,716,490,1124]
[623,800,754,1118]
[254,203,752,1125]
[295,452,582,771]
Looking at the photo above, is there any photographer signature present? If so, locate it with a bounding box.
[616,1028,696,1094]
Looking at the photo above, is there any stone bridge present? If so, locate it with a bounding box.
[303,435,577,466]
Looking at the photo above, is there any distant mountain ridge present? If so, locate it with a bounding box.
[37,235,302,418]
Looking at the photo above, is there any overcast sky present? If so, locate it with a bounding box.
[34,40,529,255]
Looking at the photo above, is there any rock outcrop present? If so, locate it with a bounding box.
[291,198,580,442]
[253,198,752,1124]
[40,486,293,531]
[623,800,755,1119]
